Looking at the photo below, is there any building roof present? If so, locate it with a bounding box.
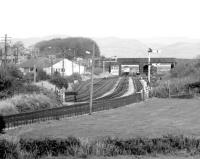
[19,57,62,68]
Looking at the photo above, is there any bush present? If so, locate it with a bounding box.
[0,93,61,115]
[23,72,34,83]
[0,139,19,159]
[71,73,82,81]
[49,75,68,89]
[0,76,12,92]
[150,76,200,98]
[171,60,200,78]
[37,69,50,81]
[0,65,24,97]
[0,75,13,99]
[20,136,81,158]
[19,84,41,94]
[0,115,5,134]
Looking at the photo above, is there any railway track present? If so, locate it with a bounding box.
[66,76,143,102]
[3,76,144,129]
[95,76,129,100]
[66,77,118,102]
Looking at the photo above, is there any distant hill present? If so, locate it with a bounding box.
[94,37,200,59]
[94,37,148,58]
[14,36,200,59]
[13,35,68,47]
[160,42,200,59]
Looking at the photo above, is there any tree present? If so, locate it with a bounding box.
[0,65,24,98]
[12,41,25,52]
[35,37,101,59]
[37,69,50,81]
[11,41,25,63]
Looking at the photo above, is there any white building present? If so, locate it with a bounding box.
[19,57,85,76]
[43,58,85,76]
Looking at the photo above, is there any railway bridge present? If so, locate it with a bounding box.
[111,58,177,76]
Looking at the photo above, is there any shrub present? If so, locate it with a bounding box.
[20,136,81,158]
[0,139,19,159]
[20,84,41,94]
[49,75,68,89]
[23,72,34,83]
[0,135,199,157]
[0,100,18,115]
[0,76,12,92]
[3,135,200,158]
[0,115,5,134]
[171,60,200,78]
[0,93,61,115]
[150,76,200,98]
[37,69,50,81]
[70,73,82,82]
[0,75,13,99]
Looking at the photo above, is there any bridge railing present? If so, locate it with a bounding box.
[3,93,142,129]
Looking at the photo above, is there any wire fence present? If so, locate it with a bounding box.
[3,92,142,129]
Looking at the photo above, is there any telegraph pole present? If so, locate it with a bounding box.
[62,53,65,77]
[89,43,95,115]
[33,64,37,83]
[72,49,75,76]
[0,34,11,75]
[14,47,19,64]
[4,34,7,67]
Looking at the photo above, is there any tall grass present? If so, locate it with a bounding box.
[1,135,200,158]
[0,93,61,115]
[150,76,200,98]
[150,59,200,98]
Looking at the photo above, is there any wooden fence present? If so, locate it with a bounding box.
[3,93,142,129]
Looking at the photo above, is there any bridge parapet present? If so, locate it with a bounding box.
[117,58,177,75]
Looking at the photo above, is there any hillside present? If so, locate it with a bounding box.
[14,36,200,59]
[95,37,200,59]
[94,37,148,58]
[161,42,200,59]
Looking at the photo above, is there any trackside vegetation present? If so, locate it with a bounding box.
[1,135,200,158]
[150,59,200,98]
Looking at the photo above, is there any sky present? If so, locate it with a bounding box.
[1,0,200,39]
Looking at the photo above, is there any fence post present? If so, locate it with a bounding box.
[168,80,171,98]
[142,89,145,101]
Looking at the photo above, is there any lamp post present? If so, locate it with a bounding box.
[47,46,54,76]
